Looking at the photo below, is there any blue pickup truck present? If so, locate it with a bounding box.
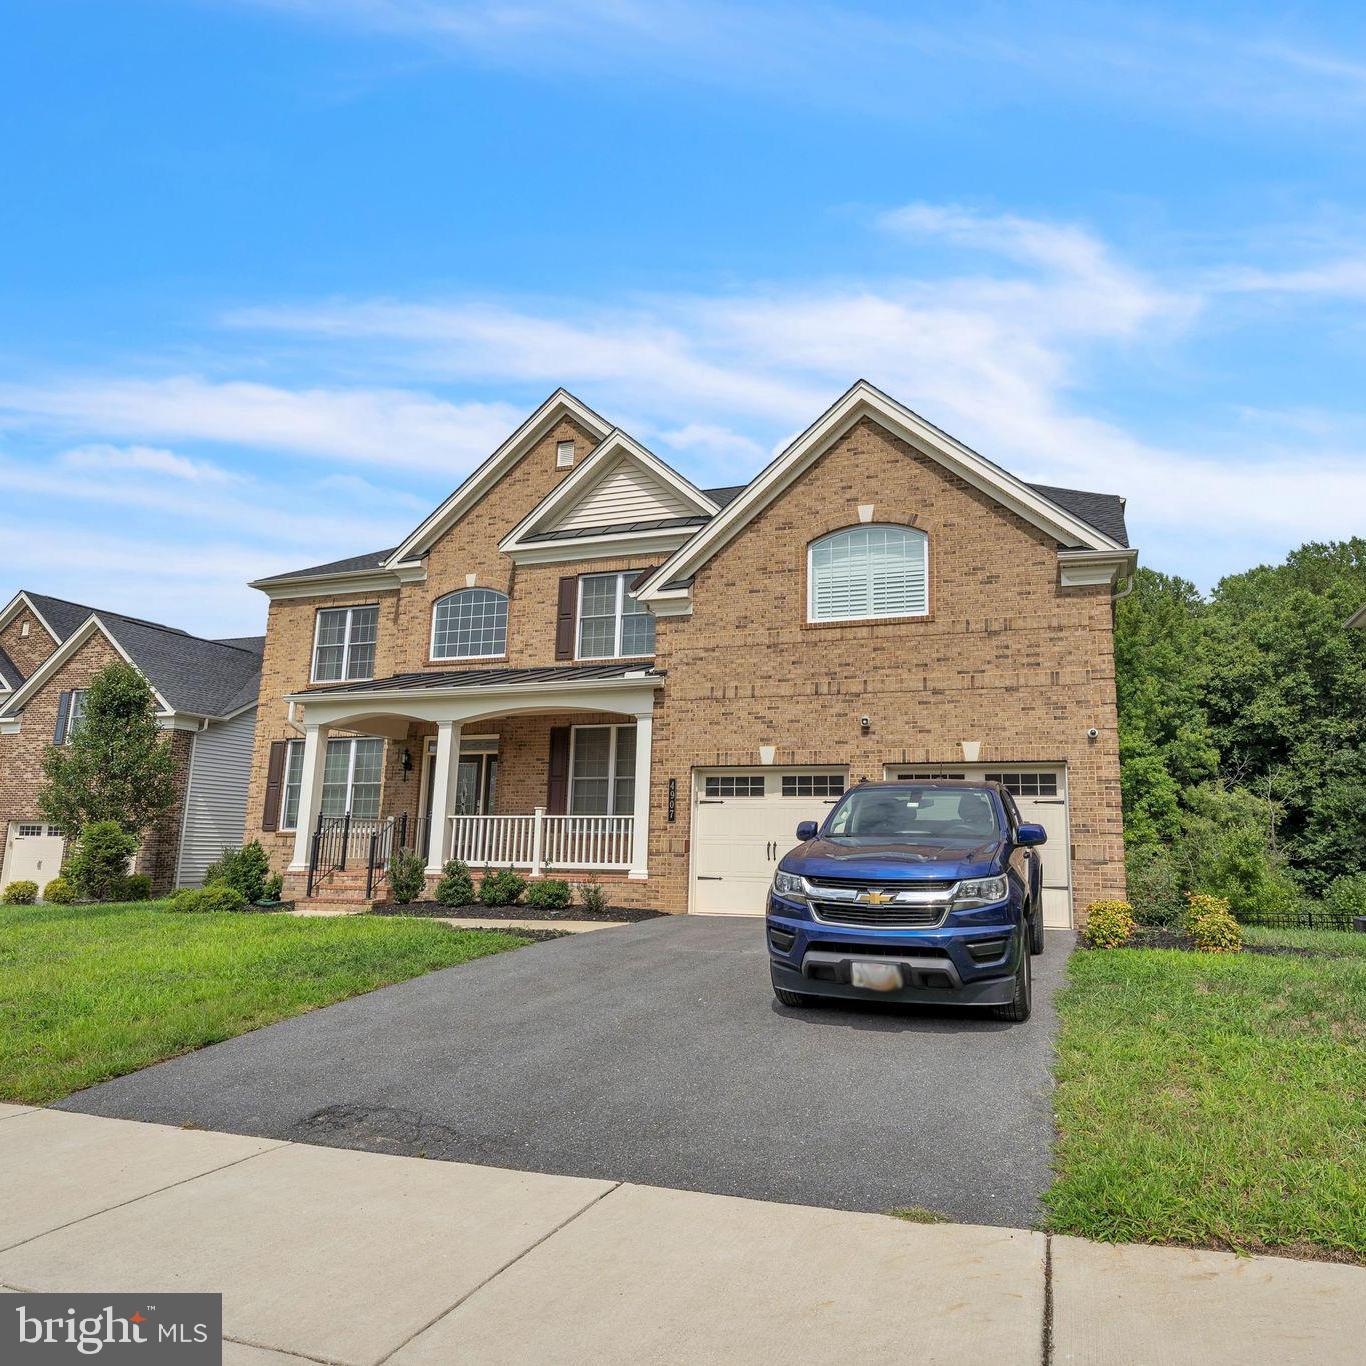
[766,779,1046,1022]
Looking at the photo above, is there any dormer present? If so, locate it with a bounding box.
[500,430,720,565]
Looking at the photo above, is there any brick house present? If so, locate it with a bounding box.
[0,592,264,895]
[246,380,1134,923]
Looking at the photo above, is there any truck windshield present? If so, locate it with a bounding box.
[825,786,1002,841]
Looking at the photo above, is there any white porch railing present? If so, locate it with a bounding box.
[447,809,633,874]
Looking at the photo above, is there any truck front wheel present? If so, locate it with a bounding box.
[989,945,1032,1022]
[1029,902,1045,955]
[771,968,821,1009]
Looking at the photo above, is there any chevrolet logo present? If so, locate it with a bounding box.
[859,889,894,905]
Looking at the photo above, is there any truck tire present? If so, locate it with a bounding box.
[771,969,821,1008]
[990,945,1032,1022]
[1029,903,1045,956]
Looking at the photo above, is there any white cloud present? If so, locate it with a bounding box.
[57,443,237,483]
[0,376,519,473]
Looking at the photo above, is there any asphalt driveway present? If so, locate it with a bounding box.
[59,916,1068,1227]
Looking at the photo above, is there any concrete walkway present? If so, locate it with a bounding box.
[0,1106,1358,1365]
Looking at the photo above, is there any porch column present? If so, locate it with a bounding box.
[628,711,652,880]
[288,723,330,870]
[425,719,462,873]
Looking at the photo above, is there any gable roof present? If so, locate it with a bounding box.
[0,641,20,691]
[1026,483,1128,548]
[253,548,397,588]
[0,591,264,721]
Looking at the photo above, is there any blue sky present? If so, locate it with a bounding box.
[4,0,1366,635]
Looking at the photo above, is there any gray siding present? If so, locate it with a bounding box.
[175,706,258,887]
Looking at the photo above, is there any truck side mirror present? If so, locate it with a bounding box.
[795,821,819,841]
[1015,822,1047,846]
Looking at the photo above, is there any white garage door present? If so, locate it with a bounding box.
[886,766,1072,927]
[1,823,67,895]
[692,771,846,915]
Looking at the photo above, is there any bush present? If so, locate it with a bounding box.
[203,840,272,904]
[576,881,607,914]
[262,872,284,903]
[1082,900,1136,948]
[525,879,571,910]
[42,876,74,904]
[1124,845,1185,926]
[113,872,153,902]
[1173,785,1298,922]
[479,868,527,907]
[66,821,140,901]
[1323,872,1366,922]
[434,859,475,907]
[2,880,38,905]
[1185,893,1242,953]
[169,884,248,914]
[388,848,427,905]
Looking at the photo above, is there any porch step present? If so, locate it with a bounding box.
[292,901,370,917]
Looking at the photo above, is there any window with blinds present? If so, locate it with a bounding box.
[807,525,928,623]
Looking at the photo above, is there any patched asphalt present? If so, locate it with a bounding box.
[57,916,1069,1227]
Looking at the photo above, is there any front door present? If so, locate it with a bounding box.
[455,755,497,815]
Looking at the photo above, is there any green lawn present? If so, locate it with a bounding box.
[0,902,529,1104]
[1045,944,1366,1262]
[1242,925,1366,958]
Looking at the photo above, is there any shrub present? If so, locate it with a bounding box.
[2,880,38,905]
[1173,785,1298,922]
[66,821,140,901]
[479,868,527,907]
[388,848,427,905]
[113,872,153,902]
[1082,900,1136,948]
[169,884,248,914]
[262,872,284,903]
[576,881,607,914]
[525,878,571,910]
[203,840,271,904]
[42,876,74,904]
[434,859,475,907]
[1124,844,1185,926]
[1186,893,1242,953]
[1323,872,1366,922]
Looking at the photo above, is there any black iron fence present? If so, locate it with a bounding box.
[1239,909,1361,932]
[365,814,409,898]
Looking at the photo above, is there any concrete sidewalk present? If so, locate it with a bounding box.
[0,1105,1359,1365]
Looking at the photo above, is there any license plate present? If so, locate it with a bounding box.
[850,961,903,992]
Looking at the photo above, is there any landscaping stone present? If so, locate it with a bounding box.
[369,900,664,922]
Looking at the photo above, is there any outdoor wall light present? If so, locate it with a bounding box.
[401,748,414,779]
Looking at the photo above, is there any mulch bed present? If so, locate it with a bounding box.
[1086,927,1346,958]
[367,901,664,923]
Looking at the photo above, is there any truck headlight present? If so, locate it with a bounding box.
[951,875,1009,910]
[772,870,808,902]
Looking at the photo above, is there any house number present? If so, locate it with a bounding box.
[667,778,677,822]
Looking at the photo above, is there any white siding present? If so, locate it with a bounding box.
[175,706,258,888]
[553,458,693,531]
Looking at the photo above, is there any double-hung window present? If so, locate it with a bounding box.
[577,573,654,659]
[568,725,636,815]
[280,736,384,829]
[808,525,928,623]
[66,689,88,741]
[312,606,378,682]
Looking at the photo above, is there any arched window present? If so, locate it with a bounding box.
[807,525,928,623]
[431,588,508,659]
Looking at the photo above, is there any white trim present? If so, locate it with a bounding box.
[567,722,636,816]
[387,390,613,567]
[0,616,174,720]
[310,603,379,685]
[429,587,510,662]
[251,562,426,602]
[285,670,662,709]
[636,379,1126,606]
[0,592,63,648]
[575,572,655,662]
[504,527,700,566]
[806,523,930,624]
[173,726,202,887]
[1056,548,1138,587]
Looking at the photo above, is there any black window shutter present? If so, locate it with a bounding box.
[546,727,571,814]
[52,691,72,745]
[554,577,578,660]
[261,740,288,832]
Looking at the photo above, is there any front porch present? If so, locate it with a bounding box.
[279,665,662,902]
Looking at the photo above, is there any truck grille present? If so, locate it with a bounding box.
[804,878,954,930]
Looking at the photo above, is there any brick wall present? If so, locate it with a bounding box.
[0,606,58,680]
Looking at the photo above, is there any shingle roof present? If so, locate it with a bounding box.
[301,663,663,696]
[702,484,747,508]
[1026,483,1128,547]
[522,515,711,544]
[0,641,20,690]
[253,548,396,586]
[9,592,264,719]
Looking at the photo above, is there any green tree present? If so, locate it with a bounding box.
[38,661,179,839]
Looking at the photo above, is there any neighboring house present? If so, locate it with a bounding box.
[0,592,264,895]
[246,380,1136,923]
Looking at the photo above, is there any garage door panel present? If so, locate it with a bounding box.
[2,824,67,893]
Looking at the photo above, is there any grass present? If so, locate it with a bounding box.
[1242,925,1366,958]
[1045,945,1366,1263]
[0,901,529,1104]
[886,1206,950,1224]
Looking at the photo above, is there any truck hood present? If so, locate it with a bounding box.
[781,837,1005,883]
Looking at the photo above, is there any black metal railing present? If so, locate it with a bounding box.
[366,813,409,898]
[307,813,349,897]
